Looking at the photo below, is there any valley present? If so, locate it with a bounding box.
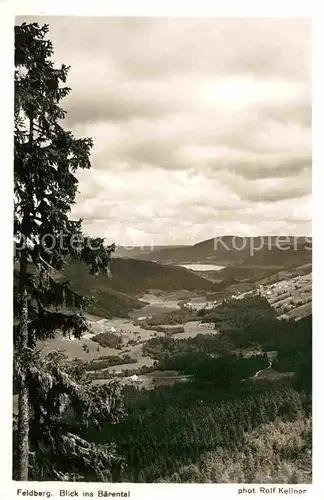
[13,235,313,483]
[36,249,312,392]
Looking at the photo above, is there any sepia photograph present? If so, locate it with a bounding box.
[12,15,312,485]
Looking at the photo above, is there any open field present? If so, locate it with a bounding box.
[251,368,296,382]
[38,314,165,367]
[37,315,219,375]
[92,370,192,389]
[173,321,219,339]
[89,356,156,375]
[178,264,225,271]
[259,272,312,318]
[210,272,312,321]
[39,333,158,374]
[129,303,178,318]
[282,302,312,319]
[134,290,194,310]
[128,292,182,318]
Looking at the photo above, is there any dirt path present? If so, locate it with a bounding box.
[252,361,272,378]
[241,361,273,382]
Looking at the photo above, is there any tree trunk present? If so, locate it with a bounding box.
[17,369,29,480]
[16,115,34,480]
[17,252,30,480]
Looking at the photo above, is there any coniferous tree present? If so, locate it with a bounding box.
[14,22,119,480]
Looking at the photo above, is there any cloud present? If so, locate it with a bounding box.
[16,16,312,243]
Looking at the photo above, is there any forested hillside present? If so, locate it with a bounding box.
[63,258,217,296]
[82,384,311,483]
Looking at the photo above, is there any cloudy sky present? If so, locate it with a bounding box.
[18,17,311,245]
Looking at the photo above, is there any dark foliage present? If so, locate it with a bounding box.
[91,332,123,349]
[85,384,310,482]
[13,22,124,480]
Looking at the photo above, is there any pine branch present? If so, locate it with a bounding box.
[16,351,126,481]
[14,21,121,481]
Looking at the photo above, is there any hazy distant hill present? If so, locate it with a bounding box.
[114,245,188,259]
[242,243,312,268]
[139,236,312,267]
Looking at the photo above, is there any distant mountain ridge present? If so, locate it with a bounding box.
[130,236,312,267]
[114,245,188,259]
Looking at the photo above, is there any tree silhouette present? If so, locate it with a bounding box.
[14,22,119,480]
